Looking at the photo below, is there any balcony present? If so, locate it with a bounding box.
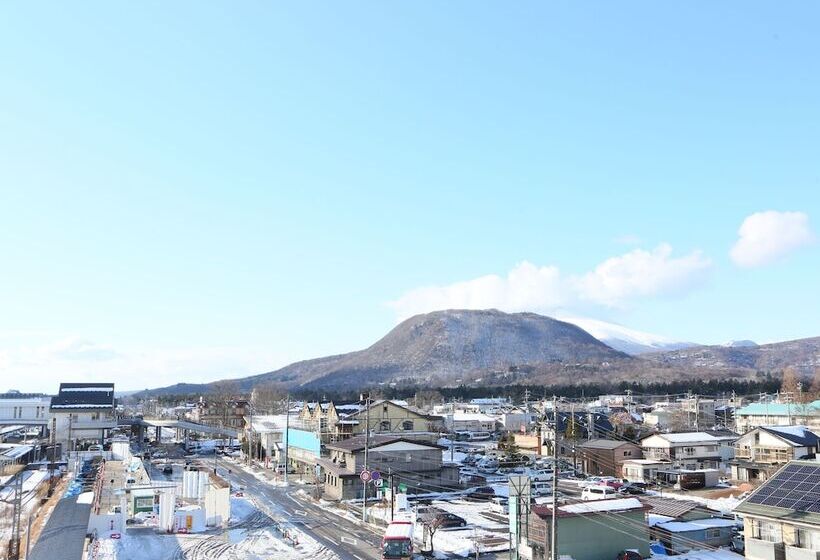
[786,546,820,560]
[735,447,792,463]
[746,538,785,560]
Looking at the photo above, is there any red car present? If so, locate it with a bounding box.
[604,479,625,490]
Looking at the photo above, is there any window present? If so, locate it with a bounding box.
[751,519,782,543]
[706,528,721,540]
[383,405,388,415]
[402,420,413,431]
[379,421,391,431]
[795,527,818,549]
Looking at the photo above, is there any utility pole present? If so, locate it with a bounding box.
[284,394,290,486]
[8,473,23,560]
[389,469,394,521]
[550,395,558,560]
[25,512,35,560]
[362,392,371,523]
[694,394,700,432]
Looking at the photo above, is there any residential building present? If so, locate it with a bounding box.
[527,498,650,560]
[654,518,736,552]
[640,431,737,470]
[734,460,820,560]
[735,400,820,433]
[541,411,616,456]
[577,439,643,477]
[244,414,287,465]
[622,459,672,484]
[340,400,443,441]
[731,426,819,482]
[49,383,117,453]
[677,397,717,430]
[444,412,498,433]
[318,435,458,501]
[192,397,249,429]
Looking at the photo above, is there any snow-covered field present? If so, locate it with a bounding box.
[90,496,338,560]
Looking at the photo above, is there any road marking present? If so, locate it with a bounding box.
[294,509,307,516]
[353,555,365,560]
[341,536,357,545]
[324,536,339,545]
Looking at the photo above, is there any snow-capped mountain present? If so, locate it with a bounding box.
[560,316,697,355]
[723,339,758,348]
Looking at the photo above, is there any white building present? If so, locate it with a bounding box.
[0,391,51,427]
[445,412,498,433]
[641,431,737,471]
[50,382,117,453]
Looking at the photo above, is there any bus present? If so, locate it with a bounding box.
[381,520,414,559]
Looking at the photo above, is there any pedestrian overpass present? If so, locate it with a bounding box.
[118,417,239,440]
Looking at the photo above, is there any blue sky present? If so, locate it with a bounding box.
[1,2,818,392]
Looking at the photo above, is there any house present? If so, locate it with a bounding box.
[339,400,443,441]
[677,398,717,431]
[622,459,673,484]
[734,460,820,559]
[640,430,737,471]
[317,435,458,501]
[731,426,819,482]
[445,412,498,433]
[49,382,117,454]
[244,414,287,465]
[654,518,737,553]
[527,498,651,560]
[734,400,820,433]
[191,397,249,429]
[577,439,643,477]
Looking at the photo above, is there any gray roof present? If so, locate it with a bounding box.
[325,434,443,452]
[579,438,638,450]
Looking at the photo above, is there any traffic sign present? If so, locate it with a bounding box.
[360,470,371,482]
[373,479,384,487]
[370,470,381,481]
[397,483,407,492]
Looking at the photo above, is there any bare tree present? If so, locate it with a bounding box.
[781,367,801,400]
[809,368,820,400]
[419,512,445,554]
[251,381,287,415]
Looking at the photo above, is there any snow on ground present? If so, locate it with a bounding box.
[91,496,337,559]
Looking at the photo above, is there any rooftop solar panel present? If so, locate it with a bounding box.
[745,463,820,513]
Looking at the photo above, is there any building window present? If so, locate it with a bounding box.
[379,421,390,431]
[706,528,721,540]
[751,519,782,543]
[402,420,413,431]
[795,527,818,549]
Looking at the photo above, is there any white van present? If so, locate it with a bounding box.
[581,485,617,501]
[531,481,553,496]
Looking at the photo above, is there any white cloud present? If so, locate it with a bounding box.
[730,211,814,268]
[388,244,711,320]
[0,336,291,393]
[388,262,569,321]
[576,244,712,307]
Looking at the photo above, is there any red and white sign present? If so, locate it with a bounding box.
[360,470,371,482]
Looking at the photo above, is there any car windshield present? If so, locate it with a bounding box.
[383,539,411,558]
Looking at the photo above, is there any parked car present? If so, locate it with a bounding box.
[581,485,618,501]
[618,482,647,495]
[476,458,499,473]
[462,486,496,501]
[436,512,467,528]
[489,497,509,514]
[526,468,554,482]
[580,476,619,489]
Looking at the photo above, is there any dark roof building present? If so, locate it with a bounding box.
[50,383,115,411]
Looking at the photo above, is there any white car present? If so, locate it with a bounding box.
[526,468,553,482]
[580,476,617,489]
[581,485,618,501]
[489,497,509,514]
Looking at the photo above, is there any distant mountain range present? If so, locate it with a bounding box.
[136,309,820,397]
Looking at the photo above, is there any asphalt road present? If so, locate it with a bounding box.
[214,461,383,560]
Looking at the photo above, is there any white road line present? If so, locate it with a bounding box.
[324,536,339,545]
[341,536,357,545]
[295,509,307,516]
[353,555,365,560]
